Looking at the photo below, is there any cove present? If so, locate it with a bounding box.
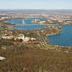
[48,25,72,47]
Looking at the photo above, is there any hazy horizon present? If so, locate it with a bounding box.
[0,0,72,9]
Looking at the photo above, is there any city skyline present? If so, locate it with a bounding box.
[0,0,72,9]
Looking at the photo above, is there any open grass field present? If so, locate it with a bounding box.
[0,44,72,72]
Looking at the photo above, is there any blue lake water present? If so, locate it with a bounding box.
[5,18,47,30]
[48,25,72,47]
[5,19,72,47]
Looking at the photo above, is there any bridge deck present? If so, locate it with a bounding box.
[14,24,62,26]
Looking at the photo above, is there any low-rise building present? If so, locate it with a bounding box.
[2,34,14,39]
[0,56,6,61]
[14,34,30,42]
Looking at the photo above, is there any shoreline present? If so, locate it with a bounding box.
[1,20,72,48]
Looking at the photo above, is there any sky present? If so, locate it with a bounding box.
[0,0,72,9]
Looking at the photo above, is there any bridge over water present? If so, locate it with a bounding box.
[14,23,62,26]
[14,24,63,29]
[7,23,63,30]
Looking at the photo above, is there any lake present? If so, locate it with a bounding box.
[5,18,47,30]
[5,19,72,47]
[48,25,72,47]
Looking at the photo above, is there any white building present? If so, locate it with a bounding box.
[2,34,14,39]
[15,34,36,42]
[0,56,6,61]
[15,34,30,42]
[16,34,25,41]
[39,21,46,24]
[23,37,30,42]
[31,38,36,41]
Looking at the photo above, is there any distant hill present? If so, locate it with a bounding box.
[0,9,72,15]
